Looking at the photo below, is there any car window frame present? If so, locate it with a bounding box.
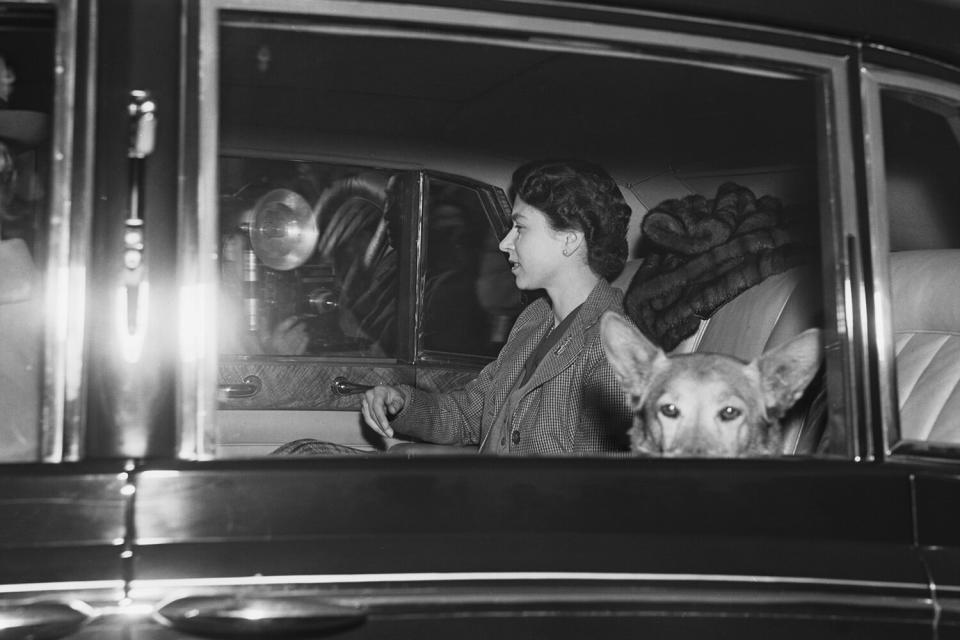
[860,56,960,463]
[417,169,516,366]
[178,0,864,461]
[0,0,87,463]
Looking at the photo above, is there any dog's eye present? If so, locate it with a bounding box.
[659,403,680,419]
[718,406,742,421]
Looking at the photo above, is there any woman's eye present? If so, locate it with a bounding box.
[659,404,679,419]
[718,406,742,421]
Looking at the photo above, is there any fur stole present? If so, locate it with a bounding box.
[624,182,812,351]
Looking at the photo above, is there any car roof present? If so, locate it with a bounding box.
[618,0,960,66]
[391,0,960,69]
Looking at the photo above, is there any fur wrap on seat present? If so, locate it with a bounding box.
[624,182,812,351]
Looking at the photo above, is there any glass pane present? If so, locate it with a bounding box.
[422,178,522,357]
[219,158,402,357]
[0,10,54,462]
[881,88,960,448]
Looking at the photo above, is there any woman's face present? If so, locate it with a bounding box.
[498,197,568,291]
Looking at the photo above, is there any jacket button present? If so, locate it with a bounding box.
[511,431,520,445]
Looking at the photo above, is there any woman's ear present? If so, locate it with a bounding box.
[562,230,585,257]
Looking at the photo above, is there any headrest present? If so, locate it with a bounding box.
[890,250,960,333]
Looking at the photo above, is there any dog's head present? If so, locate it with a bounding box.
[600,312,822,457]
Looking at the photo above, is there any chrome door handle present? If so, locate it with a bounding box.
[331,376,374,396]
[0,600,94,639]
[154,595,366,637]
[219,375,262,398]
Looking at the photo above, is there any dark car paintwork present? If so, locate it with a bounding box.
[3,458,959,637]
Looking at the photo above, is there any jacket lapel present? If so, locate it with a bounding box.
[521,279,621,391]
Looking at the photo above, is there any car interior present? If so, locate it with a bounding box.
[209,14,831,457]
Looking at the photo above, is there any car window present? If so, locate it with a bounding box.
[191,4,852,459]
[421,176,523,359]
[0,6,58,463]
[868,72,960,457]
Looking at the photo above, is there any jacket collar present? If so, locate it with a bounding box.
[520,278,623,389]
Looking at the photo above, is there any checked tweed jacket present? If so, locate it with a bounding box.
[391,279,633,454]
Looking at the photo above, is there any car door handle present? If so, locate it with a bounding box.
[154,595,366,637]
[219,375,262,398]
[331,376,374,396]
[0,600,94,639]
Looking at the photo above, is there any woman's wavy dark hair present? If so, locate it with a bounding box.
[510,159,632,281]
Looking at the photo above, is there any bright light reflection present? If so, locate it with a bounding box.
[179,282,215,365]
[116,282,149,364]
[139,470,182,479]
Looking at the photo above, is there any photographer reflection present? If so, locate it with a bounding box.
[219,203,311,355]
[218,169,400,357]
[420,198,487,354]
[0,53,48,461]
[316,173,398,356]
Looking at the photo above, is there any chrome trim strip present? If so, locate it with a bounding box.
[179,0,220,459]
[62,0,96,462]
[859,66,896,455]
[0,580,124,596]
[818,52,861,459]
[5,572,923,597]
[33,0,82,462]
[124,570,926,593]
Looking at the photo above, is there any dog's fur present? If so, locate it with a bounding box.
[600,311,822,457]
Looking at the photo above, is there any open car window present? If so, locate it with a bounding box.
[194,3,853,460]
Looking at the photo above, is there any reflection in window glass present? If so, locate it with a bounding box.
[882,89,960,447]
[0,12,53,462]
[422,178,522,358]
[219,158,401,357]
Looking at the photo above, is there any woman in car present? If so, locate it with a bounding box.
[360,159,634,454]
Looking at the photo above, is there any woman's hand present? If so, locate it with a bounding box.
[361,385,406,437]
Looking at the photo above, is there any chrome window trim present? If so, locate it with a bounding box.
[0,573,932,632]
[124,570,927,593]
[860,65,960,459]
[181,0,860,459]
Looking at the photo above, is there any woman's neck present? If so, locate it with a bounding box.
[546,268,600,323]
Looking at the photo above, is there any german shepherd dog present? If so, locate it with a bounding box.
[600,312,822,457]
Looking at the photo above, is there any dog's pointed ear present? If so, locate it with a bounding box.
[600,311,665,394]
[755,328,823,418]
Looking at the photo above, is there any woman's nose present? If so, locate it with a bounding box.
[498,227,515,252]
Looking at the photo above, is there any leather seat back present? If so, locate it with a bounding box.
[613,260,822,360]
[890,250,960,444]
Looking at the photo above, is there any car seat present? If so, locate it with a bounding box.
[889,250,960,444]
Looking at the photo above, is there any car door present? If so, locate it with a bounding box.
[860,48,960,634]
